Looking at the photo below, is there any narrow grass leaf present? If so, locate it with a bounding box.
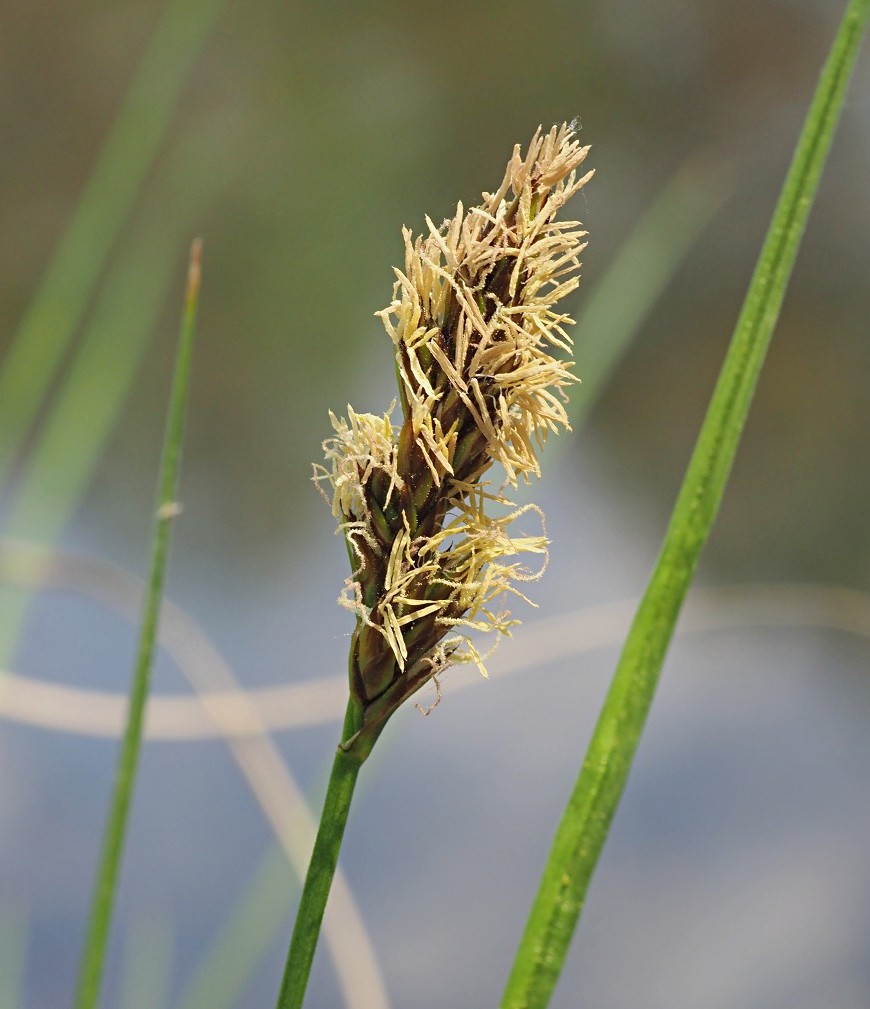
[501,3,870,1007]
[0,123,232,664]
[0,0,226,486]
[73,241,203,1009]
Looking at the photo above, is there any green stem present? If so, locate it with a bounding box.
[274,698,364,1009]
[73,241,203,1009]
[500,1,870,1007]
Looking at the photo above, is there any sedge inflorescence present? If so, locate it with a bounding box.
[315,124,593,759]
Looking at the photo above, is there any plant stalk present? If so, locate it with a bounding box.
[73,241,202,1009]
[274,697,364,1009]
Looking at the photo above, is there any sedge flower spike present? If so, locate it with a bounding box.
[314,124,593,760]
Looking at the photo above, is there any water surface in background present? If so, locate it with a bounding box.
[2,451,869,1008]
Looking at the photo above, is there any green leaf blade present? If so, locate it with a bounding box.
[72,241,203,1009]
[0,0,226,488]
[501,2,870,1007]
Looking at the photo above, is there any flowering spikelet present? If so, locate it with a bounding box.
[314,124,593,760]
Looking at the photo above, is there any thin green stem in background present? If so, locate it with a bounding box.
[0,0,225,487]
[500,2,870,1007]
[0,120,234,665]
[73,241,203,1009]
[274,698,363,1009]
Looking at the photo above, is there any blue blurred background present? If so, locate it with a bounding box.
[1,0,869,1006]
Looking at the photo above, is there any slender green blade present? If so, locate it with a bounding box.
[73,242,203,1009]
[0,122,232,665]
[501,3,870,1007]
[0,0,226,486]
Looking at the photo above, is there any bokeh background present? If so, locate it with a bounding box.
[1,0,869,1007]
